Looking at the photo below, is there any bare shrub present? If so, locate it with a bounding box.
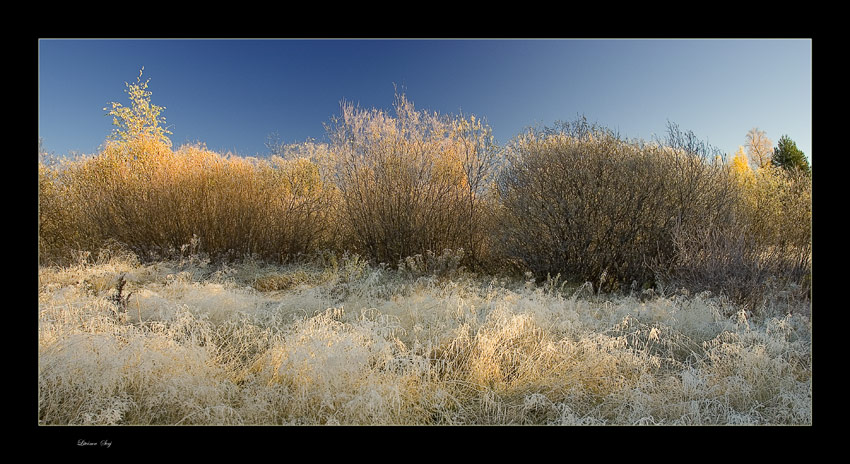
[324,92,498,269]
[654,164,812,311]
[494,118,737,292]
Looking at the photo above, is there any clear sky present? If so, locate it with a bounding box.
[38,38,812,163]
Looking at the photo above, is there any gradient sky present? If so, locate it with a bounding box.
[38,38,812,163]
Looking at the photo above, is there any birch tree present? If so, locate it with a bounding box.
[745,127,773,170]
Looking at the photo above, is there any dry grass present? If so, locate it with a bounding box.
[38,252,811,425]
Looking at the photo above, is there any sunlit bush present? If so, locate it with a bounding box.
[38,156,85,264]
[39,143,335,264]
[324,93,499,269]
[39,69,336,264]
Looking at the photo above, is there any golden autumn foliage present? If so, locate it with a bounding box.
[103,67,172,154]
[730,146,752,180]
[39,70,334,264]
[727,144,811,259]
[43,143,335,264]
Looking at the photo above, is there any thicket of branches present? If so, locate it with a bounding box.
[493,119,811,307]
[657,158,812,308]
[323,93,498,270]
[493,119,737,292]
[38,142,334,264]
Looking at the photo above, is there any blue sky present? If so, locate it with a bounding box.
[38,38,812,163]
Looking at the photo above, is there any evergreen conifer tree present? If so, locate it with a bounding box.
[772,135,810,174]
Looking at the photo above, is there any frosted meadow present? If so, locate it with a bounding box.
[37,250,811,425]
[38,70,811,426]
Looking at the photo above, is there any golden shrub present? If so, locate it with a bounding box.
[325,93,498,269]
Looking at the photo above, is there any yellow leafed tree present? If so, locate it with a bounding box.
[730,146,753,181]
[102,67,172,163]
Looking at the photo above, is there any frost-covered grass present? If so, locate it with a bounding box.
[38,252,812,425]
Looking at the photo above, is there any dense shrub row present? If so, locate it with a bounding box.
[493,119,811,305]
[38,85,811,309]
